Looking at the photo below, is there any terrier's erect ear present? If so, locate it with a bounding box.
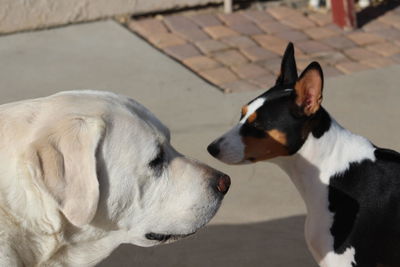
[276,42,298,86]
[294,61,324,116]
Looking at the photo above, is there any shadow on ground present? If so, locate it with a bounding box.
[357,0,400,27]
[97,215,317,267]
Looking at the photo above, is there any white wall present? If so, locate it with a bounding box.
[0,0,222,34]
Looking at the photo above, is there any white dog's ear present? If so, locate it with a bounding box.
[27,116,105,227]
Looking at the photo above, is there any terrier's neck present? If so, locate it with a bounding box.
[271,115,376,209]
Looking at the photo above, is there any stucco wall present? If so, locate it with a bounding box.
[0,0,222,34]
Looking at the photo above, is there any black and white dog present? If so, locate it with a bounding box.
[208,42,400,267]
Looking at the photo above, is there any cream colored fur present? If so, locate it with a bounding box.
[0,90,224,266]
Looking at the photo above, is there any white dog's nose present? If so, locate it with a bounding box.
[216,174,230,195]
[210,172,230,196]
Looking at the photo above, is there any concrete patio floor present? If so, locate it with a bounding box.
[1,20,400,267]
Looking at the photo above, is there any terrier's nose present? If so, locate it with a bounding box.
[207,143,220,157]
[214,173,231,195]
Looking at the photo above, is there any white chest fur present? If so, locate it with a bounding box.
[272,119,376,267]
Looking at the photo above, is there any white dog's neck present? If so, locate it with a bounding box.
[270,115,375,262]
[51,227,128,266]
[0,205,126,266]
[0,177,125,267]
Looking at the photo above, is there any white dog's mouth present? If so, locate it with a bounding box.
[145,232,195,242]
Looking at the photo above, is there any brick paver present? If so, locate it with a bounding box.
[204,25,238,39]
[221,35,257,48]
[363,20,392,32]
[148,33,186,48]
[304,27,339,40]
[296,40,333,54]
[164,15,210,42]
[370,28,400,41]
[218,13,251,25]
[343,47,380,61]
[195,39,229,54]
[213,49,248,66]
[249,74,277,88]
[379,14,400,28]
[253,34,288,55]
[257,57,285,75]
[128,19,168,37]
[346,32,385,45]
[126,4,400,93]
[307,12,332,26]
[164,43,202,60]
[240,46,279,61]
[231,63,269,79]
[361,57,396,68]
[258,21,293,34]
[183,56,221,71]
[336,62,371,74]
[230,23,264,35]
[320,35,356,49]
[199,67,238,85]
[324,23,343,33]
[188,13,222,27]
[366,42,400,56]
[281,15,316,30]
[241,10,275,24]
[164,15,198,32]
[312,51,348,65]
[267,6,302,20]
[275,30,309,42]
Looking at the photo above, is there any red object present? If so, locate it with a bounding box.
[331,0,357,29]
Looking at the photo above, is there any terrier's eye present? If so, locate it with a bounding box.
[249,119,265,130]
[252,121,262,129]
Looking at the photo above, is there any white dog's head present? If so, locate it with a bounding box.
[18,91,230,248]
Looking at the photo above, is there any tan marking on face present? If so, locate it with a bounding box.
[247,112,257,123]
[241,106,248,117]
[243,129,289,162]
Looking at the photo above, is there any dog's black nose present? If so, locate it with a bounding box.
[207,143,220,157]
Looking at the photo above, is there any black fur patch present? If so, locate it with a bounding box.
[328,149,400,266]
[237,42,330,155]
[239,87,331,155]
[311,108,331,138]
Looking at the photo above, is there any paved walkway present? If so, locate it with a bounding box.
[128,4,400,92]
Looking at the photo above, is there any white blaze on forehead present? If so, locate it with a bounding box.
[240,97,266,124]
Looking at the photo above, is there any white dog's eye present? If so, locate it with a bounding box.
[149,147,165,176]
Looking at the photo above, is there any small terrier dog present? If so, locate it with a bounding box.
[208,42,400,267]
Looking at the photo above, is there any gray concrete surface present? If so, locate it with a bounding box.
[0,20,400,266]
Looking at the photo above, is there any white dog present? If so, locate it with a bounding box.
[0,90,230,266]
